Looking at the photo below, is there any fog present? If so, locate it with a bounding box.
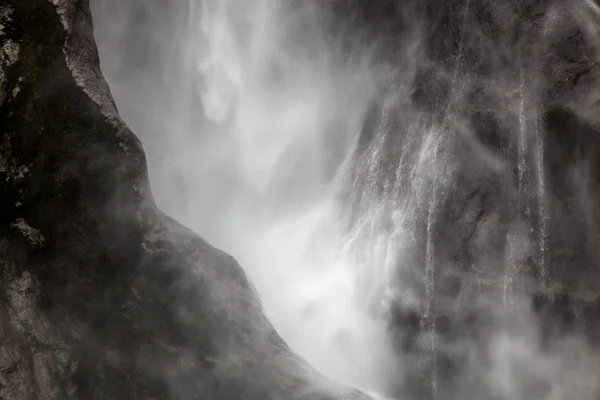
[92,0,600,399]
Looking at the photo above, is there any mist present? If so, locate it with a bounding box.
[91,0,600,399]
[92,0,400,394]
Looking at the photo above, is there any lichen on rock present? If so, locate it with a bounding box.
[0,136,29,182]
[10,219,45,246]
[1,39,19,65]
[0,35,18,105]
[0,4,11,39]
[48,0,75,33]
[0,4,12,27]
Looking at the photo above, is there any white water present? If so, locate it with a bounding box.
[92,0,600,398]
[137,0,399,393]
[534,116,549,289]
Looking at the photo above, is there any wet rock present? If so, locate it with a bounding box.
[0,0,371,399]
[341,0,600,397]
[346,0,600,315]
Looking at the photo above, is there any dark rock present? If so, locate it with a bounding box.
[0,1,372,399]
[344,0,600,314]
[337,0,600,397]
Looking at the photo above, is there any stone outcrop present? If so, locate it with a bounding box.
[344,0,600,320]
[0,1,372,399]
[337,1,600,398]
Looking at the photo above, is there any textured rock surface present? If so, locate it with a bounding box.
[344,0,600,314]
[335,1,600,398]
[0,1,372,399]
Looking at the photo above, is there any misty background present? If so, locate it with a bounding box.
[91,0,600,399]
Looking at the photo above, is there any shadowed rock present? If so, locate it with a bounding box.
[0,1,373,399]
[334,0,600,398]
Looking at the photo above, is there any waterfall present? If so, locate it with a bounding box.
[534,117,549,289]
[147,0,400,393]
[505,66,532,313]
[422,189,439,399]
[92,0,600,398]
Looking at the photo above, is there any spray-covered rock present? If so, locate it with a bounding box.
[0,1,374,399]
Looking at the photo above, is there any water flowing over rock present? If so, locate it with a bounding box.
[339,1,600,398]
[0,1,372,399]
[93,0,600,399]
[4,0,600,399]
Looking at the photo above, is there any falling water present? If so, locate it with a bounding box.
[415,2,473,396]
[339,89,402,314]
[92,0,600,398]
[505,67,531,312]
[534,117,549,289]
[422,176,439,400]
[114,0,398,394]
[517,69,529,207]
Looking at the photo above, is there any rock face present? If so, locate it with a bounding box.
[334,1,600,305]
[342,0,600,305]
[337,0,600,398]
[0,1,372,399]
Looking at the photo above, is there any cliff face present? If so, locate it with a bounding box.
[324,1,600,397]
[0,1,371,399]
[338,0,600,313]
